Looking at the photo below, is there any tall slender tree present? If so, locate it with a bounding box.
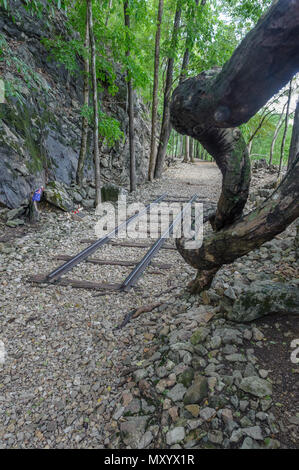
[269,102,287,165]
[154,2,182,179]
[288,96,299,170]
[88,0,102,206]
[124,0,136,192]
[279,78,293,175]
[148,0,164,181]
[76,3,90,186]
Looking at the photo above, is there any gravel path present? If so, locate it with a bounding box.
[0,160,298,449]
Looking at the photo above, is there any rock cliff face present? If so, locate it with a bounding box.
[0,1,151,209]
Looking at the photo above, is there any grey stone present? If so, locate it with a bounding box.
[113,406,125,420]
[183,376,209,405]
[199,407,216,421]
[166,427,185,445]
[120,417,149,448]
[208,335,222,349]
[238,377,272,398]
[190,327,210,345]
[133,369,148,381]
[208,430,223,444]
[6,207,26,220]
[227,281,299,322]
[241,437,260,449]
[170,342,194,353]
[6,218,25,227]
[44,181,74,211]
[230,428,244,443]
[225,353,247,362]
[139,431,153,449]
[178,367,194,388]
[167,383,187,402]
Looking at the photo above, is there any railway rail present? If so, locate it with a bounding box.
[28,194,198,294]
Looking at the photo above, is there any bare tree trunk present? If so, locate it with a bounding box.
[76,5,90,186]
[105,0,113,27]
[124,0,136,192]
[288,96,299,170]
[180,48,190,83]
[269,103,287,165]
[183,136,190,162]
[174,132,179,157]
[190,138,195,162]
[170,0,299,293]
[279,78,293,175]
[88,0,101,207]
[148,0,164,181]
[247,140,253,157]
[154,4,182,179]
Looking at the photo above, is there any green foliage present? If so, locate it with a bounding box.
[98,110,124,146]
[240,111,275,144]
[223,0,272,29]
[80,104,94,125]
[41,37,83,74]
[2,0,293,169]
[0,33,50,103]
[81,105,124,146]
[0,0,66,21]
[251,114,293,166]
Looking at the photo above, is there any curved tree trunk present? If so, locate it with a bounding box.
[170,0,299,293]
[171,0,299,129]
[176,154,299,293]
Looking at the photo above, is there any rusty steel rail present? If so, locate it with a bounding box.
[45,193,167,283]
[120,194,198,292]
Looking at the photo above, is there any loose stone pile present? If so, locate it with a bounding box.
[0,161,298,449]
[110,310,289,449]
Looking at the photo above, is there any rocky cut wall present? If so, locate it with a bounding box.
[0,0,151,209]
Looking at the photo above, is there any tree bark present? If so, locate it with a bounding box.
[171,0,299,129]
[76,5,90,186]
[183,136,190,162]
[88,0,101,207]
[288,96,299,170]
[154,4,182,179]
[124,0,136,192]
[169,0,299,293]
[176,155,299,293]
[190,138,195,162]
[148,0,164,181]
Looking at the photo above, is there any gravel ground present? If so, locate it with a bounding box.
[0,160,298,449]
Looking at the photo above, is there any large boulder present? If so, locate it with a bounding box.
[226,280,299,322]
[43,181,74,211]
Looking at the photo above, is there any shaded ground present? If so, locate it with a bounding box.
[253,313,299,449]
